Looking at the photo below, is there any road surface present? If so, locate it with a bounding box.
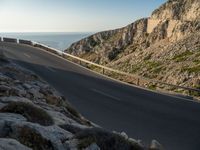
[1,42,200,150]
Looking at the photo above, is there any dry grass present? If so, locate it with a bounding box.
[0,102,54,126]
[18,126,54,150]
[75,127,143,150]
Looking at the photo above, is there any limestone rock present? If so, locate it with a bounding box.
[85,143,100,150]
[0,113,27,122]
[120,132,129,140]
[0,138,31,150]
[151,0,200,21]
[150,140,164,150]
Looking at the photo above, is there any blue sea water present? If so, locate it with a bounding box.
[0,32,91,51]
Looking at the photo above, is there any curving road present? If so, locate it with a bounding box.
[1,42,200,150]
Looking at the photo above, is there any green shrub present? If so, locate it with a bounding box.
[130,64,141,73]
[143,53,152,61]
[195,52,200,57]
[108,48,121,61]
[193,59,200,64]
[0,102,54,126]
[145,61,162,70]
[148,84,157,90]
[151,66,165,74]
[172,51,193,62]
[181,65,200,74]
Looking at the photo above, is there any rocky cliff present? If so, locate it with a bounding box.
[151,0,200,21]
[65,0,200,96]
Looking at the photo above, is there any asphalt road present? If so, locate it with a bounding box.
[1,42,200,150]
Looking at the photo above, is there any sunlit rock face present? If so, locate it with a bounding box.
[151,0,200,21]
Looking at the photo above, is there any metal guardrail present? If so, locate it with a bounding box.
[31,42,200,96]
[63,52,200,93]
[3,37,17,43]
[1,37,200,96]
[18,39,33,45]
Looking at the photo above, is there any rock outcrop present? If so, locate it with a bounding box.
[65,0,200,96]
[0,52,158,149]
[151,0,200,21]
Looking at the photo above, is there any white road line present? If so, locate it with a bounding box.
[23,53,31,58]
[91,88,121,101]
[45,66,56,72]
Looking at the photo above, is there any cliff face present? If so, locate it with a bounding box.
[65,0,200,95]
[67,19,148,63]
[151,0,200,21]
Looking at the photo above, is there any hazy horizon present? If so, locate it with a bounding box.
[0,0,166,33]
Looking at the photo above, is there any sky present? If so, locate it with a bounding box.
[0,0,166,33]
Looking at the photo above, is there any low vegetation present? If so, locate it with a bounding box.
[18,126,54,150]
[145,61,162,71]
[172,51,193,62]
[189,85,200,97]
[0,102,54,126]
[143,53,153,61]
[148,84,157,90]
[75,128,143,150]
[181,65,200,74]
[59,124,83,134]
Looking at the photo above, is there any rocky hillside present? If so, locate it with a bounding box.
[65,0,200,95]
[0,53,163,149]
[151,0,200,21]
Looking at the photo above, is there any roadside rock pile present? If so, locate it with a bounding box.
[0,53,161,149]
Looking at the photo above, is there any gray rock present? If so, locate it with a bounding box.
[64,139,78,150]
[128,138,143,147]
[13,80,22,84]
[0,85,10,96]
[85,143,100,150]
[150,139,164,150]
[120,131,128,139]
[9,122,73,150]
[28,88,44,99]
[0,138,31,150]
[0,74,11,82]
[0,113,27,122]
[0,96,33,104]
[47,110,80,126]
[0,102,6,109]
[23,83,32,89]
[10,87,26,96]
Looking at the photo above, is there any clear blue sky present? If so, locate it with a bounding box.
[0,0,166,32]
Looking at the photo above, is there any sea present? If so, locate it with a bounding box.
[0,32,92,51]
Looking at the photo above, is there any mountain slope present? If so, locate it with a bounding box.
[65,0,200,96]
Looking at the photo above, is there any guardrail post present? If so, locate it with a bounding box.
[137,78,140,86]
[102,68,105,74]
[188,90,192,96]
